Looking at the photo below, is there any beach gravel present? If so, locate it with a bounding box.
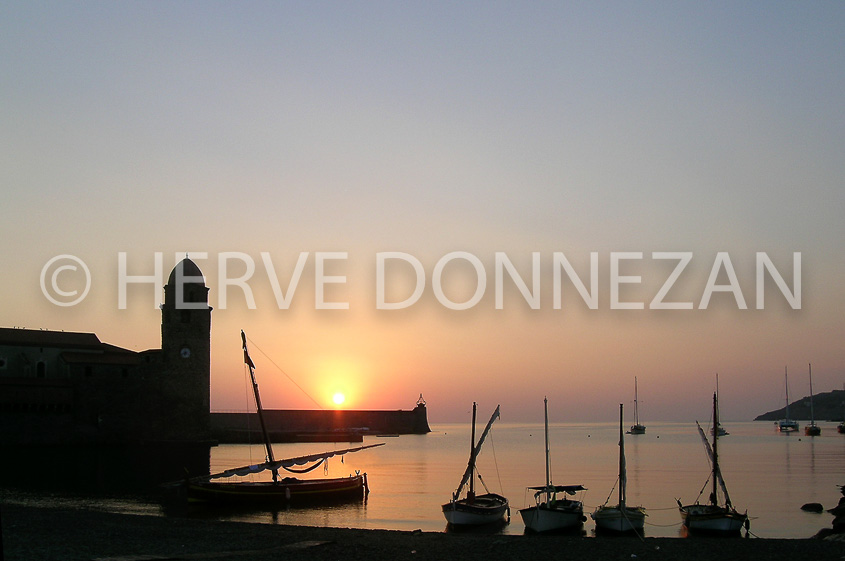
[2,502,844,561]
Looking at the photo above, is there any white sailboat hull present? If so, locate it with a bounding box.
[592,505,645,533]
[519,501,585,533]
[442,493,509,526]
[680,504,747,534]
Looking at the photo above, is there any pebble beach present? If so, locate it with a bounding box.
[3,502,844,561]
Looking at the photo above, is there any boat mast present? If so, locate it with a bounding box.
[809,363,815,427]
[634,377,640,426]
[544,397,551,491]
[469,401,477,500]
[619,403,626,508]
[715,373,720,431]
[784,366,791,421]
[711,392,719,506]
[241,330,278,483]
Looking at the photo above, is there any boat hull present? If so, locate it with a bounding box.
[679,504,747,535]
[186,474,367,505]
[627,424,646,435]
[592,505,646,533]
[442,493,509,526]
[804,424,821,436]
[520,500,585,533]
[778,420,798,433]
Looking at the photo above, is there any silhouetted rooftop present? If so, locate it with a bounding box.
[0,327,103,350]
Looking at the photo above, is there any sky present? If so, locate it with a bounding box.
[2,2,844,423]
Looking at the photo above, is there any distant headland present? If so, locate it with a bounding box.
[754,389,845,421]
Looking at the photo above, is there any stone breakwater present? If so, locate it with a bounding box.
[210,403,431,443]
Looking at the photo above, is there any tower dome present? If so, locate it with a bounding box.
[167,258,205,287]
[163,257,210,308]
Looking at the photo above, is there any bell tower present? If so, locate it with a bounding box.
[160,257,212,439]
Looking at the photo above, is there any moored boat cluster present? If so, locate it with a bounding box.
[443,394,747,536]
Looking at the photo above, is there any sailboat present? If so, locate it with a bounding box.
[519,397,587,533]
[777,366,799,433]
[678,392,748,535]
[839,384,845,434]
[592,403,646,533]
[184,331,384,505]
[627,377,646,435]
[711,374,728,437]
[442,403,510,526]
[804,363,821,436]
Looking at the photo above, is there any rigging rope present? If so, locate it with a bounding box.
[488,427,505,494]
[695,472,712,503]
[246,336,324,409]
[476,471,491,494]
[602,476,619,507]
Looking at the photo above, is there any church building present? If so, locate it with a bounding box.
[0,258,212,446]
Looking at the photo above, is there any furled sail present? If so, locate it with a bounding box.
[695,421,731,506]
[528,484,585,499]
[202,443,384,481]
[453,405,500,500]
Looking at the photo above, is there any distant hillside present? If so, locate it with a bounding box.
[754,389,845,421]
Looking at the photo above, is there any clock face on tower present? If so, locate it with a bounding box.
[180,346,191,358]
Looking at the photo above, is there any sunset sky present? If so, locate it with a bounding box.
[3,2,844,423]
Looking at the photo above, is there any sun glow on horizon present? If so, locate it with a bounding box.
[332,392,346,406]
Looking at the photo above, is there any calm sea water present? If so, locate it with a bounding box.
[198,421,844,538]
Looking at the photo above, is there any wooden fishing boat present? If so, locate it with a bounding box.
[442,403,509,526]
[592,403,646,533]
[185,446,381,505]
[678,392,748,535]
[184,331,383,505]
[519,398,587,532]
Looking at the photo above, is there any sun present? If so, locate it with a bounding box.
[332,392,346,406]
